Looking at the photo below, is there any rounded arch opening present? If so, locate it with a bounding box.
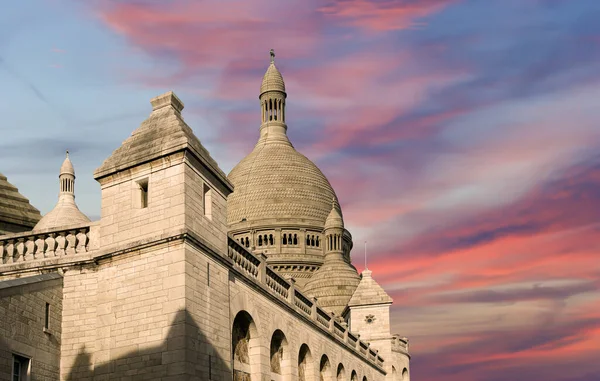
[351,370,358,381]
[363,377,368,381]
[336,363,345,381]
[232,311,260,381]
[402,368,409,381]
[270,329,290,380]
[319,354,333,381]
[298,344,315,381]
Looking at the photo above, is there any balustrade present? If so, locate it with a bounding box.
[0,225,92,265]
[226,237,394,370]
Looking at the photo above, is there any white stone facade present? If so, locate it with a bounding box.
[0,53,410,381]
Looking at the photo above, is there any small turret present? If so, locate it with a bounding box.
[33,151,90,231]
[302,199,360,316]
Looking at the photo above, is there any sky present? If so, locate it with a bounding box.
[1,0,599,380]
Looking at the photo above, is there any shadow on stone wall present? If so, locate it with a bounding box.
[65,309,230,380]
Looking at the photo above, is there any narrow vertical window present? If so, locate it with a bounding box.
[203,183,212,219]
[209,354,212,380]
[137,178,149,209]
[207,262,210,287]
[45,302,50,330]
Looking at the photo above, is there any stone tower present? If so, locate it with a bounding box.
[348,269,411,380]
[303,200,361,315]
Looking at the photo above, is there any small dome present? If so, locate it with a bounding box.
[303,257,361,316]
[260,50,286,95]
[60,151,75,176]
[33,197,91,231]
[33,152,90,231]
[324,199,344,230]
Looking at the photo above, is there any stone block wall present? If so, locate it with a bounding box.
[183,242,232,380]
[183,159,229,254]
[98,153,187,248]
[60,266,98,380]
[0,276,63,381]
[348,305,391,341]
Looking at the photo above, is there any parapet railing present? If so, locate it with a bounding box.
[0,223,94,265]
[391,334,409,353]
[227,237,385,369]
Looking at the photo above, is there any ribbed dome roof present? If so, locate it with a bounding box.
[227,141,340,226]
[303,256,361,316]
[260,50,285,95]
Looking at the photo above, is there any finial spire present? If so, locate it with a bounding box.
[66,150,69,158]
[270,49,275,63]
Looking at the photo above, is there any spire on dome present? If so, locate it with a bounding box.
[260,49,286,96]
[325,197,344,230]
[33,151,90,231]
[60,150,75,176]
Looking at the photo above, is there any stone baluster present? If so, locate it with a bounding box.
[66,230,77,255]
[356,334,361,350]
[329,312,335,332]
[34,236,46,259]
[6,240,15,263]
[24,238,35,261]
[56,233,66,255]
[0,241,4,264]
[76,229,88,253]
[15,238,25,262]
[287,278,295,304]
[45,234,56,257]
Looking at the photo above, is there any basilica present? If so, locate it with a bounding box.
[0,52,410,381]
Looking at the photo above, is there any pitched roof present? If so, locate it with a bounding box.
[348,269,393,307]
[0,172,41,233]
[93,91,233,192]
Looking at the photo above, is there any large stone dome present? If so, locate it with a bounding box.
[227,142,339,228]
[226,50,352,287]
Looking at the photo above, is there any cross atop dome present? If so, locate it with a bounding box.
[270,48,275,63]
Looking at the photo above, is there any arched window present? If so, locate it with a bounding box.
[298,344,314,381]
[402,368,409,381]
[232,311,259,381]
[258,235,263,246]
[336,363,345,381]
[316,237,319,247]
[311,236,315,246]
[351,370,358,381]
[363,377,368,381]
[283,234,287,245]
[320,355,333,381]
[269,99,273,121]
[293,234,298,245]
[269,234,274,245]
[245,237,249,248]
[270,330,290,380]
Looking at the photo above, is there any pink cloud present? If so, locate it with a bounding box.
[318,0,457,32]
